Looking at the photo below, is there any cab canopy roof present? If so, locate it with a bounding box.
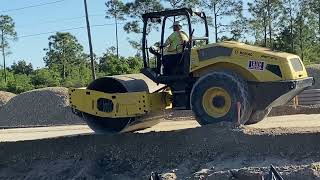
[142,8,202,19]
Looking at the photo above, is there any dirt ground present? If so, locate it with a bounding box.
[2,114,320,142]
[0,66,319,179]
[1,114,320,179]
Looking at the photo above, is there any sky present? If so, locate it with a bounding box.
[1,0,251,69]
[1,0,138,68]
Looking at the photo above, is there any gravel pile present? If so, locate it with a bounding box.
[187,165,319,180]
[0,91,15,108]
[306,64,320,89]
[270,105,320,117]
[0,87,84,128]
[166,106,320,121]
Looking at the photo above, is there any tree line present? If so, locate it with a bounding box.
[0,0,320,93]
[106,0,319,63]
[0,32,142,94]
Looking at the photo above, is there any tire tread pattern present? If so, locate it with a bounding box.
[190,70,252,125]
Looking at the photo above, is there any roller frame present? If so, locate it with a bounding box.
[69,88,171,118]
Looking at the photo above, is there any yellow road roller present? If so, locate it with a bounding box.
[69,8,314,133]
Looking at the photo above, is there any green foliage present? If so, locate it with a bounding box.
[3,0,320,94]
[7,74,34,94]
[163,0,200,9]
[273,27,293,52]
[10,60,33,75]
[61,63,92,87]
[247,0,283,47]
[0,15,17,49]
[99,47,143,76]
[124,0,164,34]
[202,0,243,42]
[106,0,127,58]
[0,69,13,91]
[105,0,126,20]
[0,15,18,83]
[273,0,319,64]
[308,0,320,36]
[0,30,94,92]
[127,38,142,56]
[31,68,61,88]
[43,32,87,80]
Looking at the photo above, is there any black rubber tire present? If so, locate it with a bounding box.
[82,113,131,134]
[82,77,134,134]
[190,70,252,125]
[245,107,272,125]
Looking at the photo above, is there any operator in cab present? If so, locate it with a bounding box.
[163,21,189,75]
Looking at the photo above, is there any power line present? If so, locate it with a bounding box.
[16,23,123,39]
[16,14,105,28]
[0,0,68,13]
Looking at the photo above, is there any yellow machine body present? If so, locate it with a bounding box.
[69,87,171,118]
[69,42,313,133]
[68,8,314,133]
[69,74,174,133]
[190,41,308,82]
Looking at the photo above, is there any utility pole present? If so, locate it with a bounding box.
[84,0,96,80]
[213,3,218,43]
[1,29,6,83]
[115,14,119,60]
[113,0,119,60]
[267,0,272,48]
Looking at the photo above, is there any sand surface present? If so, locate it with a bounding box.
[2,114,320,142]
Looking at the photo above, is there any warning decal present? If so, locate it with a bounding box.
[248,60,265,71]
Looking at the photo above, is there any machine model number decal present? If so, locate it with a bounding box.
[248,60,265,71]
[239,51,253,57]
[261,55,277,60]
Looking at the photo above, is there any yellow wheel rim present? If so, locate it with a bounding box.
[202,87,232,118]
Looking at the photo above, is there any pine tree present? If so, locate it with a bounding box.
[106,0,126,59]
[202,0,243,42]
[0,15,17,83]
